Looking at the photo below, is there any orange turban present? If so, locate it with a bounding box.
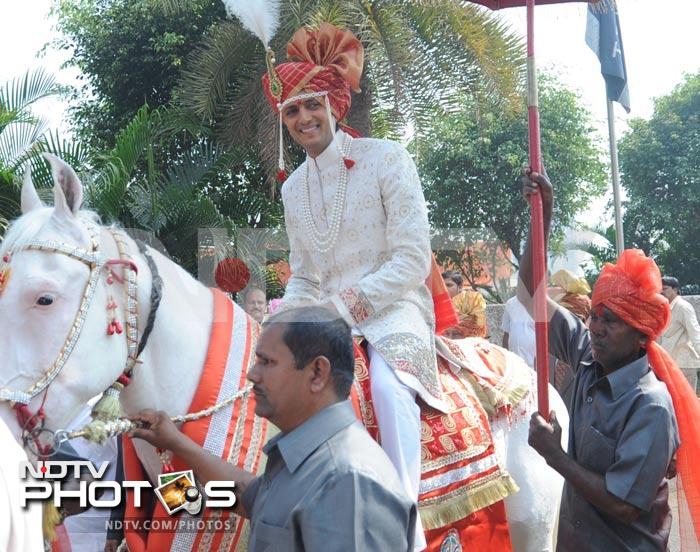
[591,249,670,340]
[262,22,364,135]
[593,249,700,548]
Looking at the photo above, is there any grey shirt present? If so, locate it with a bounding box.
[549,307,680,551]
[242,400,416,551]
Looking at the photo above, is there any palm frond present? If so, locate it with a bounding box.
[0,119,50,170]
[0,68,56,114]
[86,105,160,220]
[177,21,262,121]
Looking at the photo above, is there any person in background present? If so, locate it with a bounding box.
[549,269,592,405]
[441,270,487,338]
[501,294,536,368]
[659,276,700,393]
[549,269,592,324]
[243,287,267,324]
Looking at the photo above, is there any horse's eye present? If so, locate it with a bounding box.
[37,295,54,306]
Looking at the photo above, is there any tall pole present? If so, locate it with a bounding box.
[606,98,625,255]
[526,0,550,417]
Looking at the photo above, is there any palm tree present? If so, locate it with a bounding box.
[0,68,58,231]
[167,0,525,183]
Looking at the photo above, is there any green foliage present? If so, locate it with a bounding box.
[0,68,60,233]
[19,105,231,273]
[54,0,225,151]
[618,72,700,286]
[420,76,607,265]
[54,0,280,236]
[0,68,57,171]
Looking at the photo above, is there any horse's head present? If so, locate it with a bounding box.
[0,155,133,444]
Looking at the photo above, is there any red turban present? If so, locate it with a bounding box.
[262,22,364,135]
[593,249,700,547]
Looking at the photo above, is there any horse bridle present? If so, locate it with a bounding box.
[0,225,159,455]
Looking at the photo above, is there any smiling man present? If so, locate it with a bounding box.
[130,306,416,551]
[515,170,700,550]
[260,23,442,550]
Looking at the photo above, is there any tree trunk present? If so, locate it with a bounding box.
[347,71,373,137]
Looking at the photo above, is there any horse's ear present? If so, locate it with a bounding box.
[43,153,83,217]
[21,168,44,213]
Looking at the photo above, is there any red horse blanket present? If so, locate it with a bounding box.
[353,336,529,551]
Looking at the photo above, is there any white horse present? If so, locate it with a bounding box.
[0,156,568,551]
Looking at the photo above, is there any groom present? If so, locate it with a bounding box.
[261,22,446,550]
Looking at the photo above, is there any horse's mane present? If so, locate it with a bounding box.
[0,208,102,257]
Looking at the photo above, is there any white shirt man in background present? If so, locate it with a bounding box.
[501,295,536,368]
[660,276,700,393]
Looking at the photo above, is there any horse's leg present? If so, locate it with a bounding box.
[491,383,569,552]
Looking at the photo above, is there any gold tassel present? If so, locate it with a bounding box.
[43,501,62,542]
[90,382,124,422]
[419,473,519,530]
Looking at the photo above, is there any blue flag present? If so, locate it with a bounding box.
[585,1,630,113]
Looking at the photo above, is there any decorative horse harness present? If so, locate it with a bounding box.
[0,225,151,455]
[0,224,250,457]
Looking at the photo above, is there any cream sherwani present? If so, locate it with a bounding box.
[281,130,445,411]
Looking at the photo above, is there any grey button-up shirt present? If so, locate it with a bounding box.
[549,307,680,551]
[242,400,416,551]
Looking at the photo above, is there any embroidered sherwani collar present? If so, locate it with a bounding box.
[306,130,348,171]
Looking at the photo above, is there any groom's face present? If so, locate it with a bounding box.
[282,95,334,158]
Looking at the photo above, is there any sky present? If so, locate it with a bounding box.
[1,0,699,272]
[3,1,698,136]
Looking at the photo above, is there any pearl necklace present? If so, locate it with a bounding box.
[300,134,352,253]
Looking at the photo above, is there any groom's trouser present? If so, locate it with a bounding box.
[368,344,426,551]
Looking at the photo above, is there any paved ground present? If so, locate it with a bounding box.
[669,478,681,552]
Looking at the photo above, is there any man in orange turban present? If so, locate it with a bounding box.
[261,23,443,550]
[519,170,700,551]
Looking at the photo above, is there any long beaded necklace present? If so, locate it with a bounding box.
[300,133,352,254]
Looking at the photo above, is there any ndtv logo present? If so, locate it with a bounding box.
[19,461,236,513]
